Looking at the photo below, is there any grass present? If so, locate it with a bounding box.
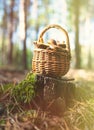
[0,70,94,130]
[64,99,94,130]
[63,74,94,130]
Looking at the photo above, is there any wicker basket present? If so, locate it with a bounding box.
[32,24,71,78]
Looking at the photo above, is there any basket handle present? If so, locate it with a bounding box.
[38,24,71,54]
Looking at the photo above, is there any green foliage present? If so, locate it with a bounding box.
[74,80,94,101]
[13,43,33,69]
[12,72,36,103]
[13,43,23,68]
[0,83,13,95]
[74,82,93,101]
[27,49,33,69]
[0,118,6,126]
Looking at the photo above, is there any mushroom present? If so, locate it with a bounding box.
[37,43,49,49]
[47,39,57,48]
[57,41,66,48]
[33,41,49,49]
[48,39,57,45]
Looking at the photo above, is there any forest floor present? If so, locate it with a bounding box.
[0,68,94,130]
[0,69,26,84]
[0,68,94,83]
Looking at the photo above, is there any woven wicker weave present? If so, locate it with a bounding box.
[32,24,71,78]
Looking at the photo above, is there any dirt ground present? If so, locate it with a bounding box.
[0,68,94,83]
[0,69,29,84]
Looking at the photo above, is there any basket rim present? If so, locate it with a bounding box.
[32,60,70,63]
[33,48,70,55]
[38,24,71,55]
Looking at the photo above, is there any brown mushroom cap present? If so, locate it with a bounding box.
[48,39,57,45]
[58,44,66,48]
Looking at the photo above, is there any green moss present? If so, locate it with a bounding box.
[0,83,13,94]
[0,119,6,125]
[12,72,36,103]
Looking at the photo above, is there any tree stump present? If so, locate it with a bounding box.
[35,75,75,115]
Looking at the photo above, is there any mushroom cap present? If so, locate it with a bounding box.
[48,39,57,45]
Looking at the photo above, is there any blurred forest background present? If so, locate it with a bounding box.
[0,0,94,70]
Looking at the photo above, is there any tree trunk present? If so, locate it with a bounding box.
[74,3,81,68]
[23,0,28,69]
[88,45,92,69]
[8,0,15,64]
[35,75,75,115]
[33,0,39,40]
[1,0,7,65]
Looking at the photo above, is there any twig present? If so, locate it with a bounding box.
[0,91,10,102]
[33,124,41,130]
[32,99,40,110]
[61,118,70,130]
[46,99,55,110]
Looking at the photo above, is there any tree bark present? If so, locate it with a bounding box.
[1,0,7,65]
[8,0,15,64]
[35,75,75,107]
[88,45,92,69]
[23,0,28,69]
[74,3,81,68]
